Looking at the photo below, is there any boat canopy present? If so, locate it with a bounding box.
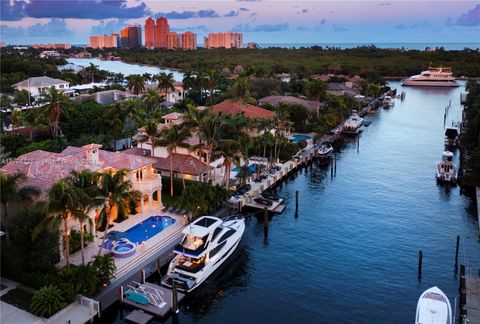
[182,216,222,237]
[445,127,459,139]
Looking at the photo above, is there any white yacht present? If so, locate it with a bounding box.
[436,151,457,184]
[415,286,452,324]
[342,110,364,135]
[162,216,245,292]
[382,95,394,108]
[402,67,459,87]
[444,126,460,147]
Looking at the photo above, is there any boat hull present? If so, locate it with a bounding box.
[401,80,459,87]
[416,286,452,324]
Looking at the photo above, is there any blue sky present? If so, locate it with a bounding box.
[0,1,479,45]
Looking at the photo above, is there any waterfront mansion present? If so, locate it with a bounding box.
[0,144,162,259]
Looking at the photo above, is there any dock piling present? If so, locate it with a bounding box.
[334,154,337,177]
[263,207,269,242]
[418,250,423,280]
[460,264,466,315]
[295,190,299,211]
[172,282,179,315]
[455,235,460,271]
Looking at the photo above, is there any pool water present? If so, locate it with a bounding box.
[291,134,312,143]
[232,163,257,173]
[108,216,175,245]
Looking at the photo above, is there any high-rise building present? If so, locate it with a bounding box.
[120,25,142,48]
[155,17,169,48]
[204,32,243,49]
[88,34,119,49]
[144,17,155,49]
[167,32,181,49]
[181,32,197,50]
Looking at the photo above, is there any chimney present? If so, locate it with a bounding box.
[82,143,102,164]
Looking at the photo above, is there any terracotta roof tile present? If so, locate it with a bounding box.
[212,100,275,119]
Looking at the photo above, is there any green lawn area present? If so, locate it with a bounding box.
[0,285,36,313]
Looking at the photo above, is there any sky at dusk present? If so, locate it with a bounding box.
[0,0,479,45]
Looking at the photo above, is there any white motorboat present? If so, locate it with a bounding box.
[162,216,245,292]
[415,286,452,324]
[444,126,460,147]
[436,151,457,184]
[317,143,334,157]
[342,110,364,135]
[382,95,394,108]
[402,67,459,87]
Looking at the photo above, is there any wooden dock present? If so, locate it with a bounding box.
[466,275,480,323]
[121,282,185,318]
[125,310,154,324]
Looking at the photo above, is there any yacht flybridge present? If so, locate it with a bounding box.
[415,286,452,324]
[162,216,245,292]
[342,110,364,135]
[436,151,457,184]
[402,67,459,87]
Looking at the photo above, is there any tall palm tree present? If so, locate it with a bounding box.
[86,63,100,83]
[142,120,159,156]
[113,73,125,86]
[155,72,175,102]
[195,70,208,104]
[104,104,124,151]
[142,72,152,84]
[41,179,88,266]
[98,169,141,256]
[120,99,142,148]
[215,139,243,190]
[141,89,162,116]
[155,125,191,196]
[206,68,218,105]
[127,74,146,95]
[232,76,250,102]
[182,70,196,95]
[306,79,326,103]
[68,170,103,265]
[43,87,70,138]
[0,172,40,238]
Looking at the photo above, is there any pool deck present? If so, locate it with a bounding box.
[57,210,187,275]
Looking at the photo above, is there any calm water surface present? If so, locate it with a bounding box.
[103,81,480,324]
[65,58,184,81]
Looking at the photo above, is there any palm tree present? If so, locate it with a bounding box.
[182,70,196,95]
[142,120,159,156]
[104,104,124,151]
[43,87,70,138]
[0,172,40,238]
[141,89,163,116]
[120,99,142,148]
[98,169,141,256]
[142,72,152,84]
[232,76,250,102]
[155,72,175,102]
[215,139,243,190]
[206,68,218,105]
[68,170,103,265]
[155,125,191,196]
[127,74,146,95]
[41,179,88,266]
[306,79,326,103]
[86,63,100,83]
[113,73,125,86]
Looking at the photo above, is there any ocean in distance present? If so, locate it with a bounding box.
[257,42,480,50]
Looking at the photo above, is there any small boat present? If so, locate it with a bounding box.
[402,67,459,87]
[436,151,457,184]
[444,126,460,147]
[415,286,452,324]
[342,110,365,136]
[262,191,280,201]
[254,197,273,206]
[162,216,245,292]
[382,95,394,108]
[317,143,334,157]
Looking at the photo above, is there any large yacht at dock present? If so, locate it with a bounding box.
[162,216,245,292]
[402,67,459,87]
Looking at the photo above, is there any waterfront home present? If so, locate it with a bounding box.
[144,81,185,107]
[0,143,162,260]
[123,147,209,181]
[326,82,360,96]
[257,95,323,115]
[13,76,70,98]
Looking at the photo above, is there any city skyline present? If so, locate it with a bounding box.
[0,1,479,45]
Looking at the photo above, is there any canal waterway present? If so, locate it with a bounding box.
[65,58,184,81]
[101,81,480,323]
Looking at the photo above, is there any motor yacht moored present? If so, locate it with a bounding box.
[162,216,245,292]
[402,67,459,87]
[415,286,452,324]
[436,151,457,184]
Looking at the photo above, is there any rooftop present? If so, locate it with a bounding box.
[212,99,276,119]
[13,76,69,88]
[258,95,322,114]
[72,90,137,105]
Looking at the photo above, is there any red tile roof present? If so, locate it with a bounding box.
[212,100,275,119]
[0,145,158,193]
[153,153,208,176]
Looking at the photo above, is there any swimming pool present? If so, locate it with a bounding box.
[106,216,176,245]
[232,163,257,173]
[291,134,312,143]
